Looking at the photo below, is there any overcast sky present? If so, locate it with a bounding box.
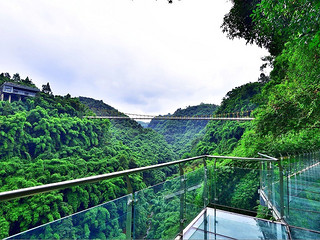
[0,0,268,115]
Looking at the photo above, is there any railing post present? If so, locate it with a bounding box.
[278,160,285,219]
[125,175,133,240]
[259,161,263,194]
[179,163,186,238]
[203,157,208,240]
[204,208,208,240]
[267,161,272,204]
[213,158,217,237]
[203,157,208,208]
[213,158,217,205]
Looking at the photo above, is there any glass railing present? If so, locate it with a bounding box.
[261,151,320,232]
[133,166,207,239]
[1,153,319,239]
[210,165,261,214]
[7,195,131,239]
[133,175,182,239]
[289,226,320,240]
[285,152,320,232]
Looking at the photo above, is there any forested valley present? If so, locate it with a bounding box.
[0,74,179,238]
[1,0,320,238]
[148,103,218,157]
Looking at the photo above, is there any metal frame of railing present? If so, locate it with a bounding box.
[258,153,285,221]
[0,155,274,202]
[0,154,277,239]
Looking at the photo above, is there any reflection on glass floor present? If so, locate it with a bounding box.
[184,208,288,240]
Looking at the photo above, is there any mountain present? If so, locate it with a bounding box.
[0,80,177,238]
[190,82,263,158]
[137,121,149,128]
[148,103,218,157]
[79,96,178,179]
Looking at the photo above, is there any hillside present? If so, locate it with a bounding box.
[0,76,177,238]
[79,96,178,176]
[221,0,320,158]
[1,1,320,238]
[189,82,263,158]
[148,103,218,157]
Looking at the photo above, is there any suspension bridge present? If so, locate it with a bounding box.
[84,111,255,121]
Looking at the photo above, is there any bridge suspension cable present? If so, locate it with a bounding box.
[84,110,255,121]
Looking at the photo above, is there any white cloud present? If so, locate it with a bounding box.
[0,0,268,115]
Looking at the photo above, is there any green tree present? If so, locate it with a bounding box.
[42,82,52,94]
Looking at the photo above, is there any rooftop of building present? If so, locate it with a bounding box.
[1,81,40,92]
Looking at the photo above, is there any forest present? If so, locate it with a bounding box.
[0,75,178,238]
[148,103,218,157]
[1,0,320,238]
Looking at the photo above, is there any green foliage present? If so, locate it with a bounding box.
[0,72,37,88]
[255,41,320,136]
[148,104,218,157]
[133,168,205,240]
[209,166,260,212]
[3,5,320,232]
[190,82,262,157]
[221,0,286,56]
[217,82,263,115]
[79,97,178,186]
[256,204,274,220]
[252,0,320,48]
[192,121,248,156]
[223,0,320,156]
[0,87,178,238]
[230,170,259,209]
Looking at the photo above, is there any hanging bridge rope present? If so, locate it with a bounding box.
[84,110,254,121]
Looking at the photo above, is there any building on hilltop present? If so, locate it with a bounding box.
[0,82,40,102]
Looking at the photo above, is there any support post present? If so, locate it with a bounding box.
[279,160,285,219]
[259,161,263,193]
[8,94,11,103]
[213,158,217,238]
[203,157,208,207]
[267,161,272,203]
[125,175,133,240]
[179,163,186,238]
[204,208,208,240]
[1,93,3,101]
[213,158,217,204]
[203,158,208,240]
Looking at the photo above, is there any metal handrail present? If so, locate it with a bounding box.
[0,154,273,202]
[258,152,279,161]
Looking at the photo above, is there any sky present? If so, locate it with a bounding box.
[0,0,268,115]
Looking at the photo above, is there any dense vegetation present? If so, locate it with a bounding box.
[182,82,262,158]
[0,76,177,238]
[1,0,319,237]
[79,97,178,185]
[183,0,320,161]
[221,0,320,157]
[148,104,218,157]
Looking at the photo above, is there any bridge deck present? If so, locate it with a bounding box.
[85,116,254,121]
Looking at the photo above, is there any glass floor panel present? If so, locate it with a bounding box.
[184,208,289,240]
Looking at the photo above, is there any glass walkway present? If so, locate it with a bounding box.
[184,208,288,239]
[184,207,320,240]
[1,153,320,239]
